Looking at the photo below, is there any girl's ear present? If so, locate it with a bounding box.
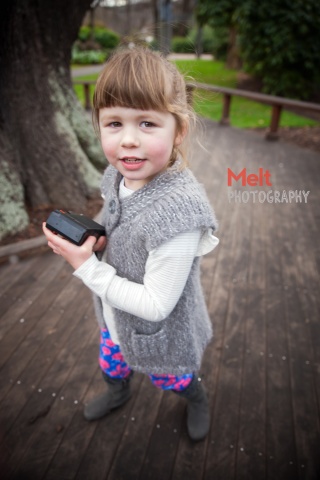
[174,124,188,147]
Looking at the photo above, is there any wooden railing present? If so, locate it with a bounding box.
[74,80,320,141]
[73,80,96,111]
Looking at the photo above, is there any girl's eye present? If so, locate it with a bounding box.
[109,121,121,128]
[141,121,155,128]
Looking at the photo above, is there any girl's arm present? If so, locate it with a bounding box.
[73,230,218,321]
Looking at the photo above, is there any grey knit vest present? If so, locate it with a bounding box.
[93,164,218,375]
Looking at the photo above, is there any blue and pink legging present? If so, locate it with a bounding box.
[99,328,193,392]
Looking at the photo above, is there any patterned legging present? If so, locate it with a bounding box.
[99,328,193,392]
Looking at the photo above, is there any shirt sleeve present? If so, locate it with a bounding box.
[73,230,202,322]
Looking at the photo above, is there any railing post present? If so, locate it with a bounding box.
[84,83,91,110]
[220,93,231,126]
[266,104,282,140]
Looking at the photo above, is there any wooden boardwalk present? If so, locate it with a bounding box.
[1,120,320,480]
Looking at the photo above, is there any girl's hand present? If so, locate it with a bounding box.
[42,223,107,270]
[92,234,107,252]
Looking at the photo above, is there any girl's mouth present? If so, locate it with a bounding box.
[120,157,145,170]
[122,157,143,163]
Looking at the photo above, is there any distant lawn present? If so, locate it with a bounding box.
[175,59,319,128]
[73,75,96,107]
[73,60,319,129]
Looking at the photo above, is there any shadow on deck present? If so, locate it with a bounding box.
[1,120,319,480]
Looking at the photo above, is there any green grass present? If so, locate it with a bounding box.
[175,59,319,128]
[73,61,319,128]
[73,74,97,106]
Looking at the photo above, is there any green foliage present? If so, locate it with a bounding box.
[208,26,229,60]
[171,37,195,53]
[237,0,320,99]
[78,26,91,42]
[71,47,107,65]
[196,0,320,99]
[78,26,119,50]
[188,25,224,56]
[197,0,239,29]
[171,25,227,58]
[72,26,119,64]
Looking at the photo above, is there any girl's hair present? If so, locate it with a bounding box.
[93,46,195,168]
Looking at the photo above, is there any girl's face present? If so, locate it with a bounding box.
[99,107,184,191]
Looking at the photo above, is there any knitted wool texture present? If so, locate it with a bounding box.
[93,164,218,375]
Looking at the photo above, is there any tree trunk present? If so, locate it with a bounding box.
[196,24,203,58]
[0,0,105,240]
[226,26,242,70]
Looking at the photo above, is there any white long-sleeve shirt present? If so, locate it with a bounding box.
[74,178,219,344]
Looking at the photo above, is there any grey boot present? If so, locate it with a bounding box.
[84,372,132,421]
[174,375,210,441]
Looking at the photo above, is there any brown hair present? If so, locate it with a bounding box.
[93,46,195,167]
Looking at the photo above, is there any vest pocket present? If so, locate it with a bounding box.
[131,328,168,358]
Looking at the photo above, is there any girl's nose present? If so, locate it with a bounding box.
[120,127,140,148]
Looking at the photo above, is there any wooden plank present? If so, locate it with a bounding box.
[204,155,256,478]
[1,282,92,449]
[0,255,37,297]
[41,335,103,480]
[171,435,208,480]
[261,167,298,478]
[0,253,66,340]
[285,286,320,479]
[298,288,320,417]
[4,292,97,478]
[248,202,268,289]
[137,389,184,480]
[0,256,71,371]
[268,142,319,292]
[236,182,268,477]
[204,280,247,480]
[265,286,299,480]
[107,376,164,480]
[173,265,232,479]
[0,277,89,431]
[203,194,251,477]
[236,287,267,480]
[74,373,144,480]
[0,252,60,320]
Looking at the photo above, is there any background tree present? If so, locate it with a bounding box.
[0,0,105,240]
[196,0,241,69]
[197,0,320,99]
[237,0,320,99]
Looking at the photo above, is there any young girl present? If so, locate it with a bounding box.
[43,46,219,441]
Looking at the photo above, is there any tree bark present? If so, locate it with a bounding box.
[226,25,242,70]
[0,0,105,240]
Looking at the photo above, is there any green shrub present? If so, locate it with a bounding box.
[237,0,320,99]
[188,25,215,54]
[93,27,119,49]
[78,26,119,50]
[78,26,91,42]
[171,37,195,53]
[71,47,107,65]
[209,26,229,60]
